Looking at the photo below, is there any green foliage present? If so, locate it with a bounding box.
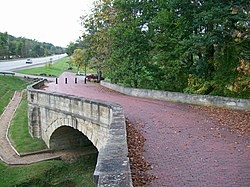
[80,0,249,98]
[66,40,87,56]
[81,0,116,77]
[70,49,89,73]
[110,16,151,88]
[151,5,188,91]
[184,75,215,95]
[0,32,64,60]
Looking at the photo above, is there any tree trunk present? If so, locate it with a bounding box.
[134,79,138,88]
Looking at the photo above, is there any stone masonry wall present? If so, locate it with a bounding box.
[27,80,132,187]
[101,81,250,111]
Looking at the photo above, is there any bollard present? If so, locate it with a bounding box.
[56,78,58,84]
[65,78,67,84]
[75,77,77,84]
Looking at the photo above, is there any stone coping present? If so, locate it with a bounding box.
[101,81,250,111]
[27,80,133,187]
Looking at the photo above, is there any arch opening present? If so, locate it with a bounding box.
[49,126,97,152]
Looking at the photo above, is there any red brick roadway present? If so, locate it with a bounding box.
[45,72,250,187]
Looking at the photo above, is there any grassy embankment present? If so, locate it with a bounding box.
[0,75,29,115]
[16,56,96,77]
[16,57,76,76]
[0,75,96,186]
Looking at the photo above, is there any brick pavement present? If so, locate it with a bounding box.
[45,72,250,187]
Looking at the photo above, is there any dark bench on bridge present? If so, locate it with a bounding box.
[0,72,15,76]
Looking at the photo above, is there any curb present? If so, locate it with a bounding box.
[19,149,54,157]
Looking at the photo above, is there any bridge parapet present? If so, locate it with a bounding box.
[101,81,250,111]
[27,80,132,187]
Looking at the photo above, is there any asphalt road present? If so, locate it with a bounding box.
[0,54,67,71]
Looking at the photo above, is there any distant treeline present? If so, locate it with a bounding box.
[0,32,65,60]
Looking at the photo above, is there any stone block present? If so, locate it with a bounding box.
[91,103,99,121]
[84,102,91,118]
[100,106,109,125]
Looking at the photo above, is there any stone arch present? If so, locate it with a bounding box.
[49,126,96,151]
[44,116,104,151]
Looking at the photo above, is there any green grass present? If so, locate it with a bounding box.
[0,155,96,187]
[9,92,47,153]
[15,57,97,77]
[16,57,77,77]
[0,75,30,115]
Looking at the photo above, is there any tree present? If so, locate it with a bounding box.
[81,0,116,80]
[108,0,157,88]
[151,0,249,96]
[0,32,8,59]
[151,1,190,91]
[80,0,249,98]
[70,48,88,75]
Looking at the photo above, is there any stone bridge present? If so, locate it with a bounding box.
[27,80,132,186]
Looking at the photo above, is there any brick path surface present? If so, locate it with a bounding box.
[45,72,250,187]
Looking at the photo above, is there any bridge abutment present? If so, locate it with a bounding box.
[28,105,41,138]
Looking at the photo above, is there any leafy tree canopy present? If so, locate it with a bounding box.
[79,0,249,98]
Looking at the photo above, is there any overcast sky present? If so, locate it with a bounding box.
[0,0,94,47]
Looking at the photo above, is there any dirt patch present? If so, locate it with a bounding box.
[126,119,157,186]
[58,147,98,163]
